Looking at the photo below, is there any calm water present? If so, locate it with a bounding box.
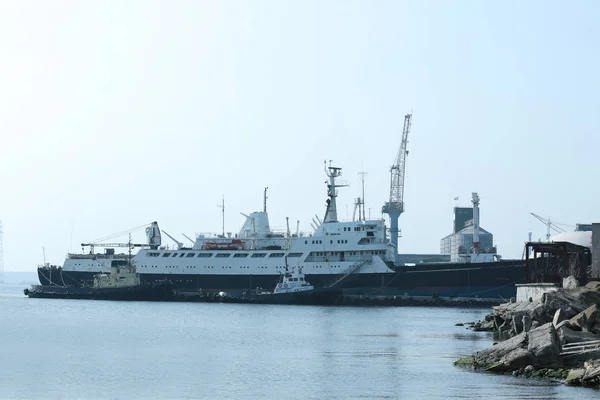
[0,284,591,400]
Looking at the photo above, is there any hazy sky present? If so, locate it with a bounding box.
[1,0,598,272]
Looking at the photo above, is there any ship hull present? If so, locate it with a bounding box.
[242,287,343,305]
[24,280,174,301]
[39,260,525,300]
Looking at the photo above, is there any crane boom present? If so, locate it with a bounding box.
[389,113,412,206]
[161,230,184,250]
[382,113,413,264]
[530,213,569,242]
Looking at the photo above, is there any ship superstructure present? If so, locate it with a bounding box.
[132,163,396,290]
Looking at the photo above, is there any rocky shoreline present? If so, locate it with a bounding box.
[454,278,600,389]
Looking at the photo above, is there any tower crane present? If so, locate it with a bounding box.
[529,213,573,242]
[382,113,412,263]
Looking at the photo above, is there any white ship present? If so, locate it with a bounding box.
[41,163,397,292]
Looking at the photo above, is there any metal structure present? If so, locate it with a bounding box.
[162,230,184,250]
[0,221,3,284]
[530,213,573,241]
[322,161,347,224]
[382,113,412,261]
[524,241,591,284]
[471,193,480,252]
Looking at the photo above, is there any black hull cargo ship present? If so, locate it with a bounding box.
[35,164,526,301]
[38,259,524,300]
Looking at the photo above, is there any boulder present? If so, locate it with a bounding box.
[461,323,562,372]
[564,368,586,386]
[587,281,600,289]
[563,359,600,384]
[522,315,532,333]
[585,281,600,289]
[553,308,567,328]
[527,323,563,368]
[568,305,600,333]
[472,319,495,332]
[558,326,600,345]
[512,315,524,334]
[563,275,579,290]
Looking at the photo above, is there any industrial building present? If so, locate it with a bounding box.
[440,194,498,263]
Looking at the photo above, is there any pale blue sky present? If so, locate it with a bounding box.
[0,0,598,272]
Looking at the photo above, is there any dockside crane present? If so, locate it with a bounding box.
[529,213,573,242]
[382,113,412,263]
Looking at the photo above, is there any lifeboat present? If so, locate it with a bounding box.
[201,239,245,250]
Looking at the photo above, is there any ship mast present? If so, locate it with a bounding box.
[263,187,268,213]
[217,196,225,238]
[323,161,348,224]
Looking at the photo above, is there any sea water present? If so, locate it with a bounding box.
[0,284,591,400]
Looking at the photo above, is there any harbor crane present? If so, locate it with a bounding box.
[382,113,412,262]
[529,213,573,242]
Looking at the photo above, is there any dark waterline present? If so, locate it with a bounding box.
[0,284,589,399]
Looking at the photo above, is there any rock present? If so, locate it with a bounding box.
[524,365,535,373]
[473,319,495,332]
[585,281,600,289]
[460,323,562,372]
[522,315,532,332]
[570,311,588,332]
[578,360,600,388]
[564,368,585,386]
[527,322,563,368]
[558,326,600,345]
[553,308,567,328]
[512,315,524,334]
[563,275,579,290]
[455,323,464,326]
[569,305,600,333]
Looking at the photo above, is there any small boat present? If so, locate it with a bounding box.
[246,266,343,305]
[24,260,174,301]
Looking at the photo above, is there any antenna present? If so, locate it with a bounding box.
[296,220,300,236]
[217,196,225,237]
[358,171,367,221]
[264,187,268,213]
[128,233,133,266]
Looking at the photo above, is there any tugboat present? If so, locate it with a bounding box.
[246,265,343,305]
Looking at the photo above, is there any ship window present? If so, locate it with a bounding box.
[233,253,248,258]
[172,253,178,257]
[180,253,186,257]
[287,253,302,257]
[162,253,171,257]
[197,253,213,258]
[305,241,307,244]
[251,253,266,258]
[186,253,195,258]
[148,252,160,257]
[216,253,231,258]
[269,253,284,258]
